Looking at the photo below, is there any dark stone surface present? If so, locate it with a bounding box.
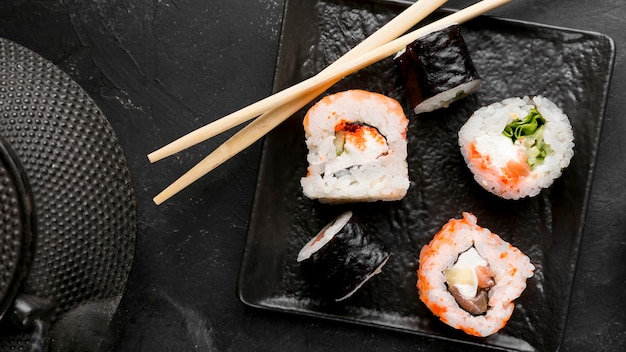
[1,0,624,350]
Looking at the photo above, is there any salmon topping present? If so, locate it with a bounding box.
[444,247,496,316]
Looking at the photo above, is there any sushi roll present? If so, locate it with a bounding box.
[297,211,391,301]
[300,90,409,203]
[417,212,535,337]
[394,24,483,114]
[458,95,575,199]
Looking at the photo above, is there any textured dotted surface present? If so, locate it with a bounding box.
[0,37,136,348]
[0,147,28,316]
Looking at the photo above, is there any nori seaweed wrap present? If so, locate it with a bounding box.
[394,24,482,114]
[297,211,390,301]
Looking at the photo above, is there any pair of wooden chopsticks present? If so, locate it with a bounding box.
[148,0,512,205]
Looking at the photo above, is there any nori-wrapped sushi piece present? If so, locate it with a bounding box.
[297,211,390,301]
[394,24,482,114]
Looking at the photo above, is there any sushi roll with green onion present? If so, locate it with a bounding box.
[458,95,575,199]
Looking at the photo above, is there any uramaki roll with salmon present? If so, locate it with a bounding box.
[300,90,410,203]
[417,212,535,337]
[458,95,574,199]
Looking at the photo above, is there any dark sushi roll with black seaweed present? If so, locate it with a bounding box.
[394,24,482,114]
[297,211,390,301]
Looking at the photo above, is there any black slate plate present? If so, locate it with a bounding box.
[237,0,615,351]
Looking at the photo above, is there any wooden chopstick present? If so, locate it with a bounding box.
[150,0,447,204]
[148,0,448,163]
[152,0,512,205]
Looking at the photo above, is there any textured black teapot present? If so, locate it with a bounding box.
[0,37,136,351]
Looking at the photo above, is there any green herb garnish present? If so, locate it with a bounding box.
[502,108,552,169]
[503,108,545,142]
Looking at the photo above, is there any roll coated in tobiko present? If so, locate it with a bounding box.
[300,90,409,203]
[394,24,482,114]
[297,211,390,301]
[417,212,535,337]
[458,95,575,199]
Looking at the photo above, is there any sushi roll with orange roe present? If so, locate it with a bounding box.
[417,212,535,337]
[458,95,574,199]
[300,90,409,203]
